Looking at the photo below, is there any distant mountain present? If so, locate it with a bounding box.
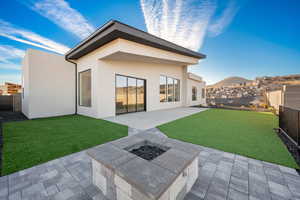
[210,76,252,88]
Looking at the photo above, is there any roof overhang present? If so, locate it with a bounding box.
[97,38,199,65]
[65,20,206,60]
[101,51,196,65]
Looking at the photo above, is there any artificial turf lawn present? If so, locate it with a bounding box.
[158,109,298,169]
[2,115,128,175]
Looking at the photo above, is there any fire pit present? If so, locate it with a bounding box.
[87,132,200,200]
[125,140,170,161]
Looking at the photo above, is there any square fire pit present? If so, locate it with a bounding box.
[87,132,201,200]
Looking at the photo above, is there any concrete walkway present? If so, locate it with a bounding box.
[1,129,299,200]
[103,107,208,130]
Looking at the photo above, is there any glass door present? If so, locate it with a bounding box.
[137,79,145,111]
[116,75,128,114]
[115,75,146,114]
[127,77,137,112]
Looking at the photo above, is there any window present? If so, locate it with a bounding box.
[192,86,197,101]
[167,77,174,102]
[116,75,145,114]
[202,88,206,99]
[160,76,180,102]
[174,79,180,102]
[160,76,167,102]
[127,77,137,113]
[79,70,91,107]
[136,79,145,111]
[116,75,127,114]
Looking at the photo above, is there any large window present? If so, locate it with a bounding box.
[160,75,180,102]
[116,75,127,114]
[127,78,137,113]
[136,79,145,111]
[202,88,206,99]
[174,79,180,101]
[160,76,167,102]
[167,77,174,102]
[79,70,91,107]
[192,86,197,101]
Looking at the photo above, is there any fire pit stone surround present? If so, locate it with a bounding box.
[87,132,201,200]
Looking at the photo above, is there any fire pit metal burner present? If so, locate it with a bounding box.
[87,132,201,200]
[125,140,169,161]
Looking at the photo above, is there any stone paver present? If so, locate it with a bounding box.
[0,128,299,200]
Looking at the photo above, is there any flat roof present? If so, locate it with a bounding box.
[65,20,206,60]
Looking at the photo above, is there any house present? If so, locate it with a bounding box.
[266,85,300,111]
[0,82,22,95]
[21,20,207,119]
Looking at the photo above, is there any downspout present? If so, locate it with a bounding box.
[65,57,77,115]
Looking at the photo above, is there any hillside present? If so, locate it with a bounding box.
[210,76,252,88]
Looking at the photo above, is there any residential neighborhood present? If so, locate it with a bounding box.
[206,75,300,109]
[0,82,21,95]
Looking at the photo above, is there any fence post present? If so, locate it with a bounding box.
[279,106,281,128]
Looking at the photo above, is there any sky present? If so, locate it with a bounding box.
[0,0,299,85]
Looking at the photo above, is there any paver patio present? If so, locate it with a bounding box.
[1,128,299,200]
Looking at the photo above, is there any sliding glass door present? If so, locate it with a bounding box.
[116,75,146,114]
[116,75,127,114]
[137,79,145,111]
[128,78,137,113]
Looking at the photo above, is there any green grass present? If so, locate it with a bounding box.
[2,115,128,175]
[158,109,298,169]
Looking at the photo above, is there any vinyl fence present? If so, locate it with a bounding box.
[0,94,21,112]
[0,95,13,111]
[279,106,300,147]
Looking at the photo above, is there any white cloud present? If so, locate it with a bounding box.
[0,45,25,63]
[140,0,239,51]
[208,0,239,36]
[0,62,21,70]
[0,45,24,70]
[141,0,216,51]
[27,0,95,39]
[0,19,70,54]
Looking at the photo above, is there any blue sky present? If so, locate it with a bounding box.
[0,0,299,85]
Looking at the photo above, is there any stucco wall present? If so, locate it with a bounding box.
[97,60,185,118]
[266,90,282,111]
[186,78,206,106]
[21,51,29,117]
[22,49,75,119]
[76,48,100,118]
[266,86,300,111]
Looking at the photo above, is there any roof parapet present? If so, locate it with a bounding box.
[187,72,203,82]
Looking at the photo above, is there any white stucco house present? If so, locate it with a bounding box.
[21,20,207,119]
